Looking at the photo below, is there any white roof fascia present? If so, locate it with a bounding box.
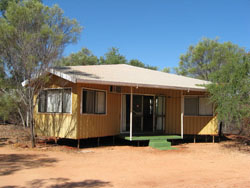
[49,69,77,83]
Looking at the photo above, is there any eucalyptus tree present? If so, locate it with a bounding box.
[175,38,246,80]
[58,48,99,66]
[128,59,158,70]
[0,0,82,147]
[162,67,170,73]
[99,47,127,65]
[206,52,250,134]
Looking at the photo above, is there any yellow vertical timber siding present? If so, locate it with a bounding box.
[77,83,121,139]
[183,116,218,135]
[34,75,78,139]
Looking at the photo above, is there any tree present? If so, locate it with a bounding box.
[162,67,170,73]
[128,59,158,70]
[0,62,20,124]
[0,0,9,15]
[0,0,17,15]
[175,38,246,80]
[206,52,250,134]
[0,0,82,147]
[0,0,42,16]
[144,64,158,70]
[0,91,21,124]
[128,59,145,68]
[99,47,127,65]
[57,48,98,66]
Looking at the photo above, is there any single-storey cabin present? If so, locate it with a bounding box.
[34,64,218,148]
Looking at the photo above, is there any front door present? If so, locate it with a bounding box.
[121,94,166,133]
[124,95,143,132]
[132,95,143,132]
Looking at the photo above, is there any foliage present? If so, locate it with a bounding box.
[145,64,158,70]
[206,52,250,133]
[0,0,82,147]
[128,59,158,70]
[162,67,170,73]
[128,59,144,68]
[0,92,19,123]
[0,0,17,16]
[175,38,246,80]
[0,0,9,14]
[99,47,127,65]
[60,47,159,70]
[57,48,98,66]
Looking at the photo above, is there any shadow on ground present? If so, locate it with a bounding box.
[42,136,142,149]
[1,178,112,188]
[0,138,8,147]
[219,135,250,153]
[42,135,230,149]
[0,153,58,176]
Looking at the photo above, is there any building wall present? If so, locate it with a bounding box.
[76,83,121,139]
[182,90,218,135]
[34,75,78,139]
[34,76,218,139]
[184,116,218,135]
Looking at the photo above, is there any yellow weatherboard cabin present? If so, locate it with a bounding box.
[34,64,218,148]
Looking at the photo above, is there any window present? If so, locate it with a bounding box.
[199,97,213,116]
[82,89,106,114]
[184,96,213,116]
[184,97,199,116]
[38,89,71,113]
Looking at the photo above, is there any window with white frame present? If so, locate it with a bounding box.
[82,89,106,114]
[38,88,71,113]
[184,96,213,116]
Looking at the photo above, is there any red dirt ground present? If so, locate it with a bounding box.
[0,142,250,188]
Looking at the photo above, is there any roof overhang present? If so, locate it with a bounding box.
[75,78,207,92]
[49,69,77,83]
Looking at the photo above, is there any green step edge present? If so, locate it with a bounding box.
[149,139,177,150]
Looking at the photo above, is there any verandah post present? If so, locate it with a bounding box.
[130,87,133,141]
[181,91,184,139]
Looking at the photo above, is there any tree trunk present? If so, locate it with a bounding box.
[18,107,26,127]
[26,111,29,127]
[28,87,36,148]
[30,121,35,148]
[30,109,35,148]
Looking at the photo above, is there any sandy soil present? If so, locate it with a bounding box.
[0,142,250,188]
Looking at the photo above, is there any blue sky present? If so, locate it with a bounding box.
[43,0,250,70]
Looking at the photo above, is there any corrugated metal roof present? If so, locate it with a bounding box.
[51,64,210,91]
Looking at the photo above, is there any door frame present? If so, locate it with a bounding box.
[121,93,164,133]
